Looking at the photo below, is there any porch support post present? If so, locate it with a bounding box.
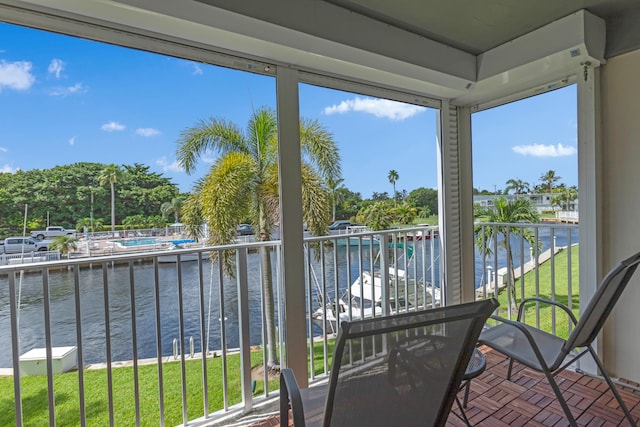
[577,63,602,375]
[437,102,476,305]
[276,66,308,386]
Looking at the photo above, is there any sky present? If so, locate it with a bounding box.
[0,22,577,198]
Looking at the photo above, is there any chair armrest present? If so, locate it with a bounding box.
[280,368,306,427]
[517,297,578,326]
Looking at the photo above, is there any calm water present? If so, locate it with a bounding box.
[0,227,577,368]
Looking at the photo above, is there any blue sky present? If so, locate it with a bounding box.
[0,22,577,198]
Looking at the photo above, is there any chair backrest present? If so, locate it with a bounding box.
[322,298,498,427]
[564,250,640,351]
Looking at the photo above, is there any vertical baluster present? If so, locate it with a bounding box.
[176,256,188,425]
[218,253,229,410]
[9,270,23,427]
[72,266,86,427]
[152,258,165,426]
[236,248,252,412]
[127,260,141,426]
[196,255,208,417]
[101,262,115,427]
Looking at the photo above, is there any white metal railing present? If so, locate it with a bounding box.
[0,240,281,427]
[556,210,579,222]
[0,222,578,425]
[474,222,579,337]
[0,250,61,266]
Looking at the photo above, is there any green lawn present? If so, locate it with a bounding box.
[0,341,336,427]
[492,245,580,339]
[1,353,253,427]
[0,245,579,426]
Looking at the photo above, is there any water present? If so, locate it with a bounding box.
[0,255,267,368]
[0,226,577,368]
[110,237,163,247]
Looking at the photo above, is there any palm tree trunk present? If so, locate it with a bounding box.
[110,183,115,232]
[260,245,279,371]
[332,197,336,221]
[258,206,279,372]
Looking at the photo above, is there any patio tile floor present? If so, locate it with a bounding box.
[248,346,640,427]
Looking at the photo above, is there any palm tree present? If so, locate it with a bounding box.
[540,170,561,193]
[326,177,344,221]
[98,164,122,232]
[552,186,578,211]
[504,178,530,198]
[161,196,184,223]
[388,169,399,207]
[177,106,340,372]
[475,197,541,311]
[49,235,78,259]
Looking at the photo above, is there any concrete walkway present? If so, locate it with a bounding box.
[475,244,573,298]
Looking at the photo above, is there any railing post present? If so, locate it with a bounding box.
[236,248,252,412]
[379,234,390,317]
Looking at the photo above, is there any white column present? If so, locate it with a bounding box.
[437,103,475,304]
[276,66,308,386]
[577,62,601,375]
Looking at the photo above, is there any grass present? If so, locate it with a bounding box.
[1,246,578,426]
[0,340,337,426]
[1,352,256,427]
[493,245,580,339]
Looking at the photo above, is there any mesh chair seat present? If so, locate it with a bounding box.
[479,250,640,427]
[280,299,499,427]
[479,321,566,371]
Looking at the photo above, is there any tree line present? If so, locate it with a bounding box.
[475,170,578,211]
[0,162,180,238]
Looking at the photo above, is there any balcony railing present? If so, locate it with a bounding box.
[0,222,577,426]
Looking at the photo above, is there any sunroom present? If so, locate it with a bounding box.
[1,0,640,425]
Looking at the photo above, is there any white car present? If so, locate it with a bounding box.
[1,236,50,254]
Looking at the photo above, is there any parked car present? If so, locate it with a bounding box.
[237,224,254,235]
[30,226,76,240]
[329,221,360,230]
[1,236,50,254]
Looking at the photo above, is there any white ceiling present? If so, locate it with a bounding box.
[2,0,640,107]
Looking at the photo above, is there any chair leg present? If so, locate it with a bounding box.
[507,358,514,380]
[463,380,471,408]
[542,369,578,427]
[588,347,637,426]
[453,395,472,427]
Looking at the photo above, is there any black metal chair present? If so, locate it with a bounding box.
[280,299,499,427]
[479,250,640,427]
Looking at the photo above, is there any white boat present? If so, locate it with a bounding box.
[334,225,380,247]
[311,245,440,333]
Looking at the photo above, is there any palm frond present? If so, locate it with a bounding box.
[300,163,331,237]
[246,107,278,167]
[176,117,246,174]
[299,117,341,181]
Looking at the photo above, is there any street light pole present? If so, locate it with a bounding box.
[90,186,94,237]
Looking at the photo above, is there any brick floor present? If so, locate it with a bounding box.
[249,347,640,427]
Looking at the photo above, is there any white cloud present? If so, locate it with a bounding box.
[192,64,203,75]
[323,96,425,120]
[0,164,17,173]
[101,121,125,132]
[156,156,183,172]
[136,128,160,137]
[48,58,64,78]
[69,136,76,146]
[512,143,577,157]
[0,60,35,91]
[0,146,7,152]
[49,82,87,96]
